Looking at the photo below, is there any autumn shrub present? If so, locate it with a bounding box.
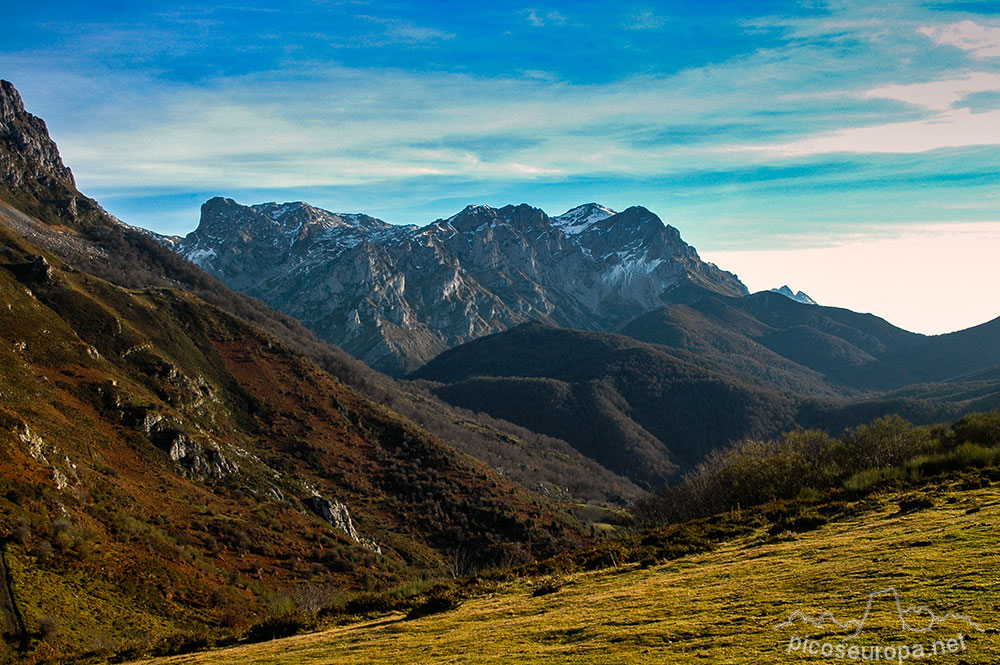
[532,579,565,596]
[843,415,935,471]
[243,613,315,642]
[914,443,999,476]
[406,589,462,619]
[36,616,59,641]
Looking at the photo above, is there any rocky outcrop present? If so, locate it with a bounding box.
[166,433,238,479]
[146,424,238,480]
[16,423,82,494]
[304,496,359,540]
[0,79,104,229]
[114,390,236,480]
[771,285,818,305]
[0,81,74,190]
[9,255,53,283]
[177,199,747,374]
[17,423,46,463]
[304,495,380,553]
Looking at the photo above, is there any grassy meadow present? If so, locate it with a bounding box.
[133,477,1000,665]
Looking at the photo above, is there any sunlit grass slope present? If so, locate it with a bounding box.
[137,478,1000,664]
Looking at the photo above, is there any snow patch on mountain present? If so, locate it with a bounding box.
[552,203,616,235]
[185,248,217,267]
[605,255,666,284]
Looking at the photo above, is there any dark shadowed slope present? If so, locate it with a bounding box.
[621,289,1000,394]
[620,290,925,393]
[411,299,1000,487]
[409,322,799,486]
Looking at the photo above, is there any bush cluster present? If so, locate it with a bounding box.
[636,410,1000,526]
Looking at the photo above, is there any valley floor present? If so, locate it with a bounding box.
[134,482,1000,664]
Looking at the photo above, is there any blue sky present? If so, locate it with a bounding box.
[3,1,1000,332]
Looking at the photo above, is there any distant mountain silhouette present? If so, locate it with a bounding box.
[771,285,817,305]
[622,289,1000,394]
[620,290,926,392]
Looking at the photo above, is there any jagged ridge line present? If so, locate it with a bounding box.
[774,588,984,639]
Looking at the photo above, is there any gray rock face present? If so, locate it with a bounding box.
[304,495,381,552]
[0,80,75,190]
[10,255,53,283]
[166,434,238,479]
[177,198,747,374]
[304,496,359,540]
[148,424,238,479]
[0,80,106,231]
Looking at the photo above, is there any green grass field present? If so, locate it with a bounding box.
[134,480,1000,665]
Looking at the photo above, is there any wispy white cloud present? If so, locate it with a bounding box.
[864,72,1000,110]
[47,65,618,189]
[523,8,568,27]
[18,0,999,190]
[20,13,997,191]
[623,9,667,31]
[518,69,561,82]
[357,15,455,44]
[8,6,999,203]
[920,20,1000,58]
[747,108,1000,156]
[733,67,1000,157]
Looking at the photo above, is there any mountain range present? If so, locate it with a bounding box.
[174,197,746,375]
[162,192,1000,490]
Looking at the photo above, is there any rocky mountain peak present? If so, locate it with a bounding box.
[201,195,242,214]
[552,203,616,234]
[445,204,501,233]
[446,204,495,231]
[497,203,551,234]
[0,80,109,230]
[443,203,551,235]
[196,197,270,237]
[0,80,29,126]
[771,285,818,305]
[252,200,311,222]
[0,79,76,190]
[200,198,392,237]
[179,197,749,374]
[573,205,692,268]
[253,201,347,235]
[593,206,673,236]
